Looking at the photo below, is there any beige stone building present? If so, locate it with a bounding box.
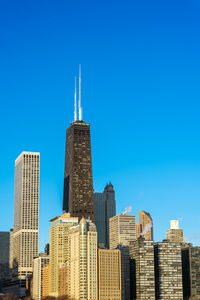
[32,253,49,300]
[68,218,98,300]
[12,152,40,279]
[166,220,183,243]
[109,214,136,300]
[98,249,121,300]
[49,213,78,297]
[136,210,153,240]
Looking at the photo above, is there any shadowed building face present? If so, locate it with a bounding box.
[63,120,94,221]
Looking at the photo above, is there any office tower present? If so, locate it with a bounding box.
[182,244,200,300]
[94,182,116,248]
[136,210,153,240]
[42,264,49,298]
[63,71,95,222]
[59,263,67,296]
[109,214,136,300]
[166,220,183,243]
[98,249,121,300]
[44,243,49,255]
[12,152,40,279]
[49,213,78,297]
[9,229,14,269]
[68,218,98,300]
[32,253,49,300]
[129,237,155,300]
[154,240,183,300]
[0,232,10,281]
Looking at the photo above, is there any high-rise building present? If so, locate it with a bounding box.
[154,240,183,300]
[13,152,40,279]
[9,229,14,269]
[49,213,78,297]
[94,182,116,248]
[68,218,98,300]
[0,232,10,282]
[98,249,121,300]
[63,71,95,221]
[129,237,155,300]
[32,253,49,300]
[166,220,183,243]
[42,264,50,298]
[59,263,67,296]
[109,214,136,300]
[136,210,153,240]
[182,244,200,300]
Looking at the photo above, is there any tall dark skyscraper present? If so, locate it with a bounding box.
[63,67,95,221]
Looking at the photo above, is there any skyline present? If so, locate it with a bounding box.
[0,0,200,250]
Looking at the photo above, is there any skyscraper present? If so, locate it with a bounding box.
[154,240,183,300]
[109,214,136,300]
[166,220,183,243]
[49,213,78,297]
[136,210,153,241]
[129,237,155,300]
[32,253,49,300]
[63,69,95,221]
[68,218,98,300]
[94,182,116,247]
[0,232,10,282]
[12,152,40,279]
[98,249,121,300]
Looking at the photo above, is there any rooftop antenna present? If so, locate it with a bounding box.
[79,64,82,120]
[74,76,77,121]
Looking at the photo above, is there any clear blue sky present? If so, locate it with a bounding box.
[0,0,200,250]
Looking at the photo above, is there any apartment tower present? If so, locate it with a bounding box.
[49,213,78,297]
[12,152,40,279]
[94,182,116,248]
[68,218,98,300]
[129,237,155,300]
[166,220,183,243]
[109,214,136,300]
[63,69,95,221]
[98,249,121,300]
[32,253,49,300]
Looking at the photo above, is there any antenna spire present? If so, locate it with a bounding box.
[74,76,77,121]
[79,64,82,120]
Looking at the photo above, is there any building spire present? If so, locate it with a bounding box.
[79,64,82,120]
[74,76,77,121]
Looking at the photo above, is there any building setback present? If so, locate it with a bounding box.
[182,244,200,300]
[109,214,136,300]
[154,240,183,300]
[98,249,121,300]
[166,220,183,243]
[129,237,155,300]
[94,182,116,248]
[32,253,49,300]
[49,213,78,297]
[12,152,40,279]
[68,218,98,300]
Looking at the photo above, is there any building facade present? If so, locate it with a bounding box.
[154,240,183,300]
[129,237,155,300]
[12,152,40,279]
[166,220,183,243]
[182,244,200,300]
[49,213,78,297]
[63,120,95,221]
[32,254,49,300]
[0,231,10,282]
[136,210,153,240]
[68,218,98,300]
[98,249,121,300]
[42,264,50,298]
[109,214,136,300]
[94,182,116,248]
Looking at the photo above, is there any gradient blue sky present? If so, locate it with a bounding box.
[0,0,200,250]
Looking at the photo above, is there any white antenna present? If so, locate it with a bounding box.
[74,76,77,121]
[79,64,82,120]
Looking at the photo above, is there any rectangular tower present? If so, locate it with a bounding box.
[13,152,40,279]
[136,210,153,240]
[33,254,49,300]
[166,220,183,243]
[63,120,95,221]
[0,231,10,282]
